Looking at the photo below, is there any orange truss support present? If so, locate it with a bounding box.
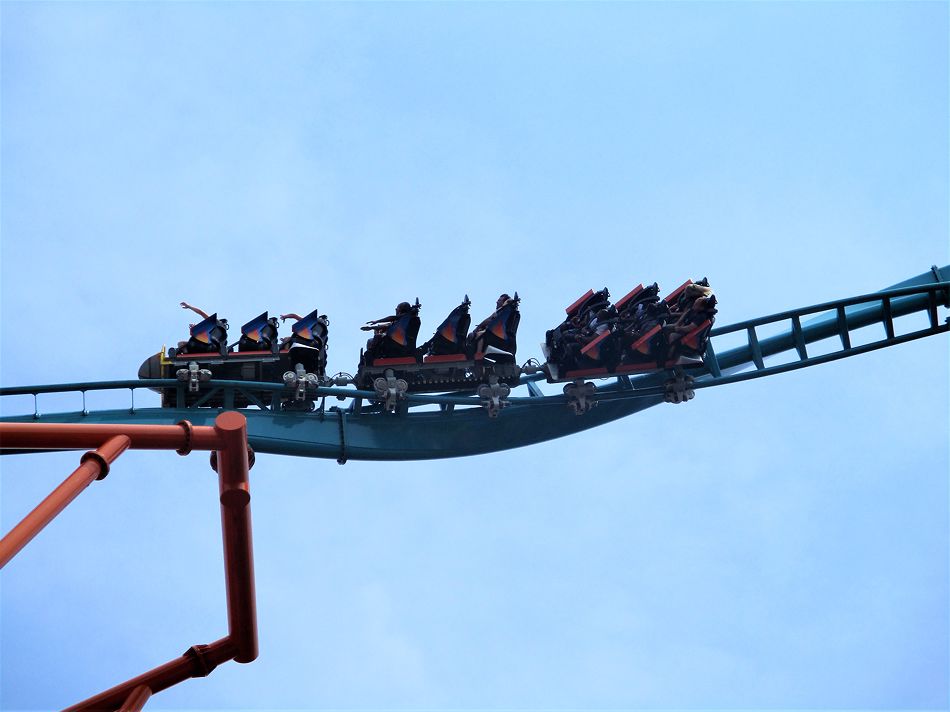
[0,412,259,711]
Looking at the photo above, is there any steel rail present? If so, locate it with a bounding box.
[0,328,944,417]
[1,279,946,398]
[2,281,947,408]
[708,279,949,336]
[0,321,944,417]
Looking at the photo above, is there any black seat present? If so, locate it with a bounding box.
[424,297,472,356]
[182,313,229,356]
[239,312,279,352]
[368,310,422,360]
[467,297,521,360]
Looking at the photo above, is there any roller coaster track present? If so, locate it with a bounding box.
[2,266,948,462]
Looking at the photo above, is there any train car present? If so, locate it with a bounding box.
[135,283,715,417]
[138,310,329,409]
[355,295,523,413]
[543,280,717,383]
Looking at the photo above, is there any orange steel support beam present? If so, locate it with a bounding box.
[0,414,259,711]
[118,684,151,712]
[213,411,259,663]
[0,421,221,452]
[63,638,237,711]
[0,435,131,569]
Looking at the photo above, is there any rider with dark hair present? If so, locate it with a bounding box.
[362,302,412,334]
[471,294,510,333]
[466,293,520,358]
[362,301,419,358]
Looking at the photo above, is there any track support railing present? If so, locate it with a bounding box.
[118,685,151,712]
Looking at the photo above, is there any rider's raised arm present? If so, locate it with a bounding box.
[365,313,398,326]
[180,302,210,320]
[280,313,303,323]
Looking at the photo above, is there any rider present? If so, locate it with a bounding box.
[278,310,328,348]
[665,283,716,343]
[180,301,210,326]
[467,293,518,357]
[361,301,414,356]
[278,312,304,347]
[178,302,228,353]
[588,305,616,332]
[475,294,509,332]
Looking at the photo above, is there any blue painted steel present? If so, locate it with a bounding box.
[0,396,663,461]
[701,270,949,378]
[2,266,947,461]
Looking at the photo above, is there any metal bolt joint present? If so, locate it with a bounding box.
[182,644,219,678]
[176,420,194,456]
[80,450,111,481]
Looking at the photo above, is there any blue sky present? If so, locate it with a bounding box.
[1,2,948,710]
